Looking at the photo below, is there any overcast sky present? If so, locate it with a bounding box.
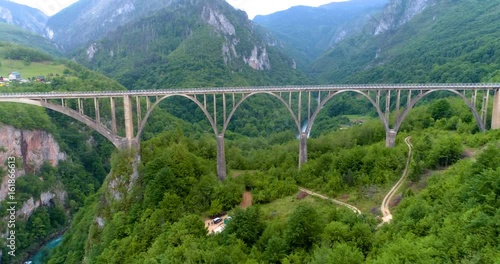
[225,0,348,19]
[9,0,348,18]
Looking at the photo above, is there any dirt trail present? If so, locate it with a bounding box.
[380,136,413,225]
[299,188,361,214]
[240,191,252,208]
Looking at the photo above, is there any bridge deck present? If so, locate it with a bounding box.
[1,83,500,99]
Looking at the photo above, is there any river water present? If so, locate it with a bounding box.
[26,236,62,264]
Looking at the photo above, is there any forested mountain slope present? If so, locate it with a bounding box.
[310,0,500,83]
[46,0,187,51]
[0,45,127,263]
[253,0,387,69]
[0,23,59,55]
[72,0,307,90]
[46,98,500,263]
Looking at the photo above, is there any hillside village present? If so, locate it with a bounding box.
[0,71,46,86]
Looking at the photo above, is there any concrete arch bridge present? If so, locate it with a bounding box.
[2,83,500,180]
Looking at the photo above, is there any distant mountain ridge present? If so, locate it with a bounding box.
[0,0,47,34]
[310,0,500,83]
[253,0,388,68]
[71,0,307,89]
[45,0,186,51]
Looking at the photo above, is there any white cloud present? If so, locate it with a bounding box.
[8,0,78,16]
[226,0,349,19]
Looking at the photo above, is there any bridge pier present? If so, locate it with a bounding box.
[299,133,308,168]
[216,134,227,180]
[123,95,135,148]
[492,89,500,129]
[385,129,397,148]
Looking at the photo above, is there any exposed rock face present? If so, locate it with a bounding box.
[0,126,66,201]
[106,154,140,205]
[373,0,435,35]
[18,191,67,218]
[0,6,13,24]
[244,45,271,70]
[202,6,235,36]
[86,43,99,61]
[201,3,271,71]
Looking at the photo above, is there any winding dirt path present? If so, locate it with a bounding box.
[380,136,413,224]
[240,191,252,208]
[299,187,361,214]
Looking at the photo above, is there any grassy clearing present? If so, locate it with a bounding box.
[258,193,338,223]
[344,114,374,123]
[0,59,66,78]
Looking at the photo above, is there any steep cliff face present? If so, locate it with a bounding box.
[372,0,435,35]
[0,125,66,216]
[201,5,270,70]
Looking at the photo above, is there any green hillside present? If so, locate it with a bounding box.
[0,0,499,263]
[0,46,129,263]
[0,23,60,56]
[0,43,66,80]
[73,0,308,90]
[253,0,387,69]
[47,99,500,263]
[311,0,500,83]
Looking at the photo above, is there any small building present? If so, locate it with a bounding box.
[8,71,21,81]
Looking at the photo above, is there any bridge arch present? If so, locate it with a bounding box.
[394,89,485,132]
[137,94,217,141]
[0,98,125,147]
[305,90,389,137]
[222,91,302,135]
[137,92,302,141]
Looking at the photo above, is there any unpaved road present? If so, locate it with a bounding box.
[240,191,252,208]
[299,188,361,214]
[380,136,413,224]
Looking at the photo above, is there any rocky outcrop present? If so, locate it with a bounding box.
[202,6,236,36]
[201,4,271,71]
[86,43,99,61]
[18,190,67,218]
[243,45,271,70]
[0,126,66,201]
[106,154,140,206]
[373,0,435,35]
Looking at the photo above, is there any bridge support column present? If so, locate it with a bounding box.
[386,129,397,148]
[492,89,500,129]
[123,95,134,148]
[299,133,308,169]
[216,134,227,181]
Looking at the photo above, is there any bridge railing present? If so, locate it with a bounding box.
[1,83,500,99]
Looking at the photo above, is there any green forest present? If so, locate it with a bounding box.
[311,0,500,84]
[0,0,499,263]
[45,99,500,263]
